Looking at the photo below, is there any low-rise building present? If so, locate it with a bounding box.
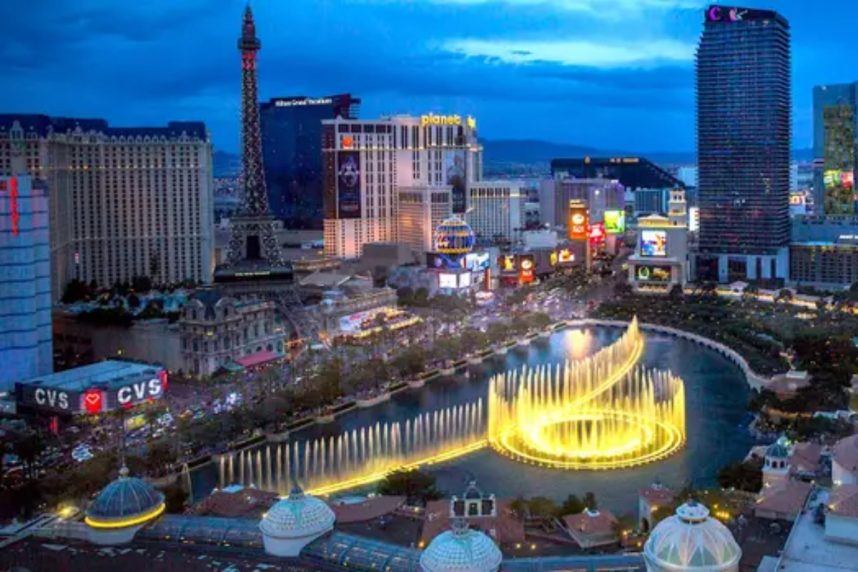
[561,508,617,549]
[179,289,286,377]
[628,190,689,291]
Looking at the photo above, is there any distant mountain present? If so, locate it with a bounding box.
[214,150,240,178]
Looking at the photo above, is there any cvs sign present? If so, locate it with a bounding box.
[114,376,165,407]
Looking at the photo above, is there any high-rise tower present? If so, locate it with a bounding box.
[696,5,791,283]
[220,6,287,273]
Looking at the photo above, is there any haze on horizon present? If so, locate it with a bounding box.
[1,0,855,154]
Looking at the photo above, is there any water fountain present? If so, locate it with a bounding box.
[219,400,485,496]
[487,318,686,469]
[216,319,686,496]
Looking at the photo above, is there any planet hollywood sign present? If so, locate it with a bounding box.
[19,370,168,415]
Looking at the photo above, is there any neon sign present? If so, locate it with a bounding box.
[83,388,104,415]
[1,177,20,236]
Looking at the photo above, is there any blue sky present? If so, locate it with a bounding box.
[1,0,855,153]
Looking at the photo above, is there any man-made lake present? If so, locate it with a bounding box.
[192,326,754,513]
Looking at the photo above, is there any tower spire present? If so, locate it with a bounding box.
[220,5,286,268]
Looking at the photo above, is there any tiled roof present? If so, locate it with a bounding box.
[828,485,858,519]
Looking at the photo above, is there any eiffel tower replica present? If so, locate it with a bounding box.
[215,6,294,296]
[214,7,321,342]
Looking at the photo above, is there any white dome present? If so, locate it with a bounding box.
[420,521,502,572]
[259,487,335,540]
[643,502,741,572]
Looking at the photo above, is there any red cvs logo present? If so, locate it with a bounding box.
[83,388,103,415]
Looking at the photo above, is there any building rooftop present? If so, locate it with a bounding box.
[562,509,617,539]
[755,481,813,519]
[186,486,278,519]
[828,485,858,519]
[790,442,823,475]
[833,434,858,475]
[779,489,858,571]
[0,114,207,140]
[420,499,525,547]
[17,360,162,393]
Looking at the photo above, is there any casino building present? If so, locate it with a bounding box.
[0,114,214,299]
[321,113,482,259]
[628,190,689,291]
[14,360,167,420]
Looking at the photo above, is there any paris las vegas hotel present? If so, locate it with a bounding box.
[0,115,213,300]
[322,113,521,258]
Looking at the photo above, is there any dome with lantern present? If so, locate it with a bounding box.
[434,216,475,255]
[259,485,336,557]
[419,518,502,572]
[85,465,165,545]
[643,501,741,572]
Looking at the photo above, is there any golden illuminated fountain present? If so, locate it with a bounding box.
[219,319,686,496]
[487,318,686,469]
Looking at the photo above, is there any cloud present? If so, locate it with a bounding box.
[421,0,703,17]
[443,38,695,68]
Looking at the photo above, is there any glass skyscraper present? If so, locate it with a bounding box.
[696,5,791,283]
[260,94,360,230]
[0,175,52,390]
[813,83,858,216]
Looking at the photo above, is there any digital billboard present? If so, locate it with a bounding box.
[518,255,536,284]
[556,248,574,264]
[445,150,468,214]
[588,222,606,246]
[499,254,516,273]
[640,230,667,257]
[439,273,458,289]
[567,201,589,240]
[604,210,626,235]
[337,151,361,219]
[635,265,672,283]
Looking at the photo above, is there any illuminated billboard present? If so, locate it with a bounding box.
[439,273,458,289]
[604,210,626,235]
[445,150,467,214]
[519,255,535,284]
[588,222,606,246]
[567,201,589,240]
[557,248,574,264]
[337,151,361,219]
[635,265,672,283]
[499,254,516,273]
[640,230,667,257]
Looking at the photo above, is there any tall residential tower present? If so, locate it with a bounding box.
[696,5,791,282]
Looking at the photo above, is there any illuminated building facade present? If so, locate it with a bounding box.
[813,83,858,215]
[321,113,481,259]
[696,5,791,282]
[0,115,213,299]
[466,181,524,245]
[180,289,284,377]
[260,94,360,229]
[397,185,452,254]
[0,175,52,390]
[628,190,689,290]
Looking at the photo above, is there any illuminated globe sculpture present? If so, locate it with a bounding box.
[434,216,475,255]
[487,319,687,470]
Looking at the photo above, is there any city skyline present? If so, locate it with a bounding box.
[1,0,854,154]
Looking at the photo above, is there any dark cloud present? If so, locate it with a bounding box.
[0,0,853,152]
